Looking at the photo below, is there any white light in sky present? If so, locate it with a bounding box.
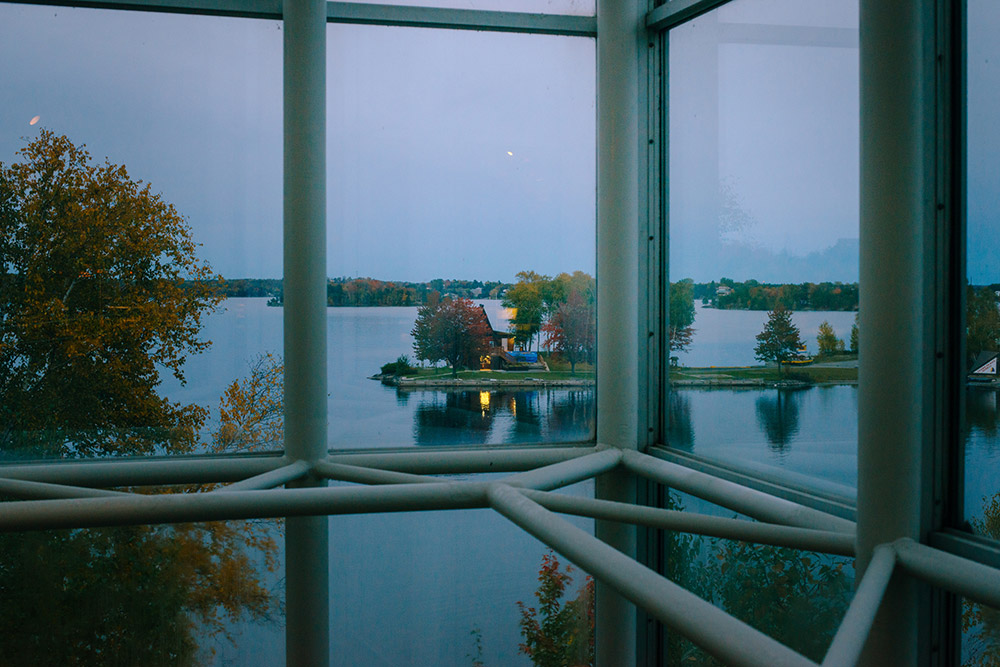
[29,115,40,126]
[507,151,513,156]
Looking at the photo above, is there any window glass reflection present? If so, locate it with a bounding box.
[666,0,859,491]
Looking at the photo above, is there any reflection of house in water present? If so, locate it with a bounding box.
[478,305,547,371]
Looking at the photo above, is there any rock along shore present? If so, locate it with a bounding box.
[371,374,594,389]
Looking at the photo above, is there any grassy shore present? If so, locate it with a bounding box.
[403,368,595,382]
[670,364,857,385]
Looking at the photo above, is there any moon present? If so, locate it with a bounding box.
[29,116,40,126]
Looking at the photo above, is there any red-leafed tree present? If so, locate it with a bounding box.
[542,290,595,376]
[517,551,595,667]
[411,296,491,377]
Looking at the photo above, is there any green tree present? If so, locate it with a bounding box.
[669,279,697,352]
[542,290,595,375]
[850,313,859,353]
[754,303,803,378]
[503,271,549,350]
[0,130,221,457]
[968,286,1000,365]
[517,551,594,667]
[412,296,491,377]
[816,320,844,358]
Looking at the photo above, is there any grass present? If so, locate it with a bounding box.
[670,365,857,384]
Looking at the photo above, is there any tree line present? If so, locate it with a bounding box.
[255,276,514,307]
[692,279,859,311]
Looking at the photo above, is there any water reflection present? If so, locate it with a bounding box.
[667,391,695,449]
[754,389,803,454]
[408,388,594,445]
[968,388,1000,441]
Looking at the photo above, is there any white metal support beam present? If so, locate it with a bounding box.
[283,0,329,665]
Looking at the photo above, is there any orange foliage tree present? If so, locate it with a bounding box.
[0,130,221,457]
[0,132,281,663]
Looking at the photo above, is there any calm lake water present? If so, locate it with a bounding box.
[161,299,998,665]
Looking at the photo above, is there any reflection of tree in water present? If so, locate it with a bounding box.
[755,389,802,454]
[662,494,852,665]
[967,388,1000,442]
[413,391,497,445]
[667,391,695,450]
[545,389,595,440]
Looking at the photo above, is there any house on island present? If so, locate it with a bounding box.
[969,351,999,383]
[478,305,546,371]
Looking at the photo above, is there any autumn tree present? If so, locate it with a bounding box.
[754,303,803,378]
[0,132,279,661]
[669,279,697,352]
[517,551,595,667]
[816,320,844,357]
[411,296,491,377]
[542,290,595,375]
[0,130,221,457]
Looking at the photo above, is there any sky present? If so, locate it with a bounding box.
[1,0,997,285]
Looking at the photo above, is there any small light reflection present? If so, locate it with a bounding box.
[479,391,490,413]
[29,116,40,126]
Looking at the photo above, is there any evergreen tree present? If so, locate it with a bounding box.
[754,303,803,377]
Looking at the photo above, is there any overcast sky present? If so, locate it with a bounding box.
[1,0,996,284]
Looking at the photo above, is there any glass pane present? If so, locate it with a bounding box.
[325,479,594,664]
[344,0,595,16]
[666,0,860,491]
[963,597,1000,666]
[964,0,1000,543]
[0,520,283,663]
[324,24,596,448]
[0,5,282,460]
[661,492,853,664]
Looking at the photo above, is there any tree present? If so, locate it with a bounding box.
[0,130,221,457]
[503,271,548,350]
[517,551,594,667]
[411,296,491,377]
[669,279,697,352]
[850,313,859,353]
[816,320,844,357]
[968,286,1000,365]
[754,303,803,377]
[0,133,278,661]
[542,290,595,375]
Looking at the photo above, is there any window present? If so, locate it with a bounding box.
[665,0,860,494]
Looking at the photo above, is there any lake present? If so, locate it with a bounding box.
[160,299,997,665]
